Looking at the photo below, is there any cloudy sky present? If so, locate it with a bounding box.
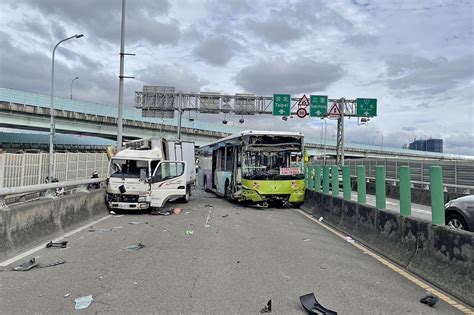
[0,0,473,155]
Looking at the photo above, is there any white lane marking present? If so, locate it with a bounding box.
[0,215,111,267]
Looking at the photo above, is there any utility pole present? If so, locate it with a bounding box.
[116,0,126,152]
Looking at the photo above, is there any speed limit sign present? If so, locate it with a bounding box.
[297,108,307,118]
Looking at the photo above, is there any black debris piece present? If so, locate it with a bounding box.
[46,241,68,248]
[125,243,146,250]
[38,259,66,268]
[12,258,38,271]
[150,209,172,216]
[222,214,229,218]
[300,293,337,315]
[420,293,439,307]
[205,204,213,208]
[260,299,271,313]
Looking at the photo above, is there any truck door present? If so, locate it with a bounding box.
[150,161,187,208]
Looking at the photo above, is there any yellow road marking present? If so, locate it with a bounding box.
[297,209,474,314]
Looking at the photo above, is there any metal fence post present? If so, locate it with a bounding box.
[315,165,321,192]
[331,165,339,197]
[376,165,386,209]
[342,165,351,200]
[399,166,411,217]
[430,166,444,225]
[357,165,366,204]
[323,165,330,194]
[308,166,314,190]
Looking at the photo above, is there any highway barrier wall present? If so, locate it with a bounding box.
[302,189,474,307]
[0,190,108,262]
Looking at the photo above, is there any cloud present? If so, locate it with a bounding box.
[138,64,208,93]
[245,18,304,44]
[193,36,241,66]
[384,54,474,95]
[16,0,180,45]
[234,57,345,94]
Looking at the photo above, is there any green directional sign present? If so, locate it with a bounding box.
[356,98,377,117]
[273,94,291,116]
[310,95,328,117]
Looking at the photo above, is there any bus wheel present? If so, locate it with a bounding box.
[225,181,232,201]
[204,176,210,192]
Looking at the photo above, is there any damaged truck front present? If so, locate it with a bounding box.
[106,138,195,211]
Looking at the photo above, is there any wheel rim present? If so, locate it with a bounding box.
[448,218,465,230]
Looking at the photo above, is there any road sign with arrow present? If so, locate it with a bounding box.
[309,95,327,117]
[273,94,291,116]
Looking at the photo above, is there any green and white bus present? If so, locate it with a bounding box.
[197,130,305,207]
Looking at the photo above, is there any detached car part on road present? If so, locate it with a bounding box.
[445,195,474,232]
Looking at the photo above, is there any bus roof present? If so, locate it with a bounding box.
[203,130,304,147]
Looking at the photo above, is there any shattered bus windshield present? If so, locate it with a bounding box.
[242,135,304,180]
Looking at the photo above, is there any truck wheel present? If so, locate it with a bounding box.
[180,186,190,203]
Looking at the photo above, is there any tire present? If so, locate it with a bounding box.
[179,186,191,203]
[204,176,210,192]
[446,212,468,231]
[224,180,231,201]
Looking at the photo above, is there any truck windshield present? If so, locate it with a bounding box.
[109,159,149,179]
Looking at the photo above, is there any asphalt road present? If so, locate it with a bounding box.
[0,189,461,314]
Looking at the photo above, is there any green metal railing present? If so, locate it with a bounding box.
[304,163,449,227]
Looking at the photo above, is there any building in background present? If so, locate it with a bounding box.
[408,138,443,153]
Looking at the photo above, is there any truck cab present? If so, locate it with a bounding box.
[106,138,195,211]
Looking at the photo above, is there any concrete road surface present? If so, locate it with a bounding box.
[0,189,462,314]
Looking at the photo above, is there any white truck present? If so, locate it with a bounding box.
[106,138,195,211]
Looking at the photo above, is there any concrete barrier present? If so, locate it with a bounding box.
[0,190,108,262]
[302,189,474,307]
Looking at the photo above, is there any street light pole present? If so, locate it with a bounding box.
[117,0,126,152]
[49,34,84,182]
[70,76,78,99]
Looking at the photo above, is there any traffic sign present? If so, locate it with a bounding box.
[356,98,377,117]
[309,95,327,117]
[296,108,307,118]
[273,94,291,116]
[327,103,341,119]
[298,94,310,107]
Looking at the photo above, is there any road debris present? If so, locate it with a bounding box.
[184,211,190,215]
[124,243,145,250]
[222,214,229,218]
[88,227,113,233]
[38,259,66,268]
[12,258,38,271]
[300,292,337,315]
[109,211,116,215]
[129,221,141,225]
[186,230,194,235]
[344,236,355,244]
[205,209,212,227]
[74,295,93,310]
[260,299,272,313]
[302,238,310,242]
[319,217,323,222]
[46,241,68,248]
[64,293,70,298]
[205,204,213,208]
[420,293,438,307]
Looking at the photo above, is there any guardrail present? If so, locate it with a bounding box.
[0,178,105,208]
